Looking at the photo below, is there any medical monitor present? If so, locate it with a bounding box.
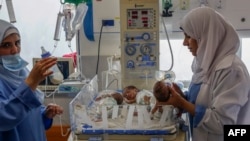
[33,57,75,91]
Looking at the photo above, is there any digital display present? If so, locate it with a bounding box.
[127,9,155,29]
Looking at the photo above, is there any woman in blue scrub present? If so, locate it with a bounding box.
[0,19,63,141]
[161,7,250,141]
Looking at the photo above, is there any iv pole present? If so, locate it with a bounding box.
[55,0,89,80]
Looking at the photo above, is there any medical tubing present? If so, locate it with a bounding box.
[49,89,70,137]
[106,78,118,90]
[68,40,71,47]
[63,7,73,41]
[161,16,174,71]
[59,115,71,137]
[54,5,64,48]
[75,30,87,80]
[54,12,63,44]
[96,24,104,75]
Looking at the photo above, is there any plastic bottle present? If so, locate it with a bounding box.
[72,3,88,33]
[41,46,64,84]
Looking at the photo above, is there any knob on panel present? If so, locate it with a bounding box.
[140,44,152,55]
[125,44,136,56]
[141,33,150,41]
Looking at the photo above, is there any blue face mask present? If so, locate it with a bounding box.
[0,54,28,71]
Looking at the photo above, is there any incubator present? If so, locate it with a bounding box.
[69,76,180,141]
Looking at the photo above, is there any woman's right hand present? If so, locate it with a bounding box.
[25,57,57,90]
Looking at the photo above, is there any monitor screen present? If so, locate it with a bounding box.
[33,57,75,91]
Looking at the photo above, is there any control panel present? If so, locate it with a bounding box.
[120,0,159,89]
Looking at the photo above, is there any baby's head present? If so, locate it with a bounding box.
[122,85,139,101]
[153,81,171,102]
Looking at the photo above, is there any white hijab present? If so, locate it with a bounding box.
[180,7,240,84]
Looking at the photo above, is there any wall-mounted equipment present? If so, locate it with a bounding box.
[120,0,160,90]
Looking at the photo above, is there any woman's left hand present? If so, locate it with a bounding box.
[45,103,63,119]
[161,86,185,108]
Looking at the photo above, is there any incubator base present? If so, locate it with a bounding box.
[68,130,187,141]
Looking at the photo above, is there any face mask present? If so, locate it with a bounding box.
[0,54,28,71]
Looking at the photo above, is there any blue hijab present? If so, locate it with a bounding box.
[0,19,44,102]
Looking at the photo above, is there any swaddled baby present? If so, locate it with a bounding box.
[94,91,123,121]
[122,85,154,105]
[95,92,123,105]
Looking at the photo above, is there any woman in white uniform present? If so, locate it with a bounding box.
[162,7,250,141]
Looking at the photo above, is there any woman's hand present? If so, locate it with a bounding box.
[162,86,185,108]
[25,57,57,90]
[45,103,63,119]
[166,85,195,116]
[172,83,186,99]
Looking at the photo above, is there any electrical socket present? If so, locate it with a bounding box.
[102,19,114,26]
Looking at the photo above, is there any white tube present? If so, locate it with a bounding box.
[6,0,16,23]
[72,3,88,33]
[63,7,73,41]
[54,12,63,47]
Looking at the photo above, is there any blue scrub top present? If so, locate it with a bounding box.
[0,79,53,141]
[185,83,203,134]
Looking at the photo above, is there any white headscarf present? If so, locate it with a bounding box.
[0,19,19,43]
[180,7,240,84]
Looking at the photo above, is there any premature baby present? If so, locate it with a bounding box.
[95,92,123,105]
[94,91,123,121]
[153,81,171,102]
[151,80,171,119]
[151,80,185,119]
[122,85,139,104]
[122,85,153,105]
